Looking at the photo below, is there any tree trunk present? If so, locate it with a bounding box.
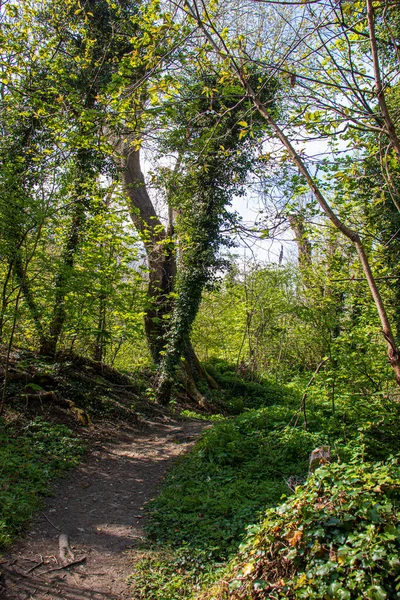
[13,251,46,348]
[367,0,400,178]
[93,293,107,363]
[39,150,90,358]
[288,213,311,268]
[121,146,176,362]
[119,144,216,400]
[0,261,15,343]
[39,195,86,357]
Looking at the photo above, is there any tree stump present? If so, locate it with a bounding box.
[308,446,330,476]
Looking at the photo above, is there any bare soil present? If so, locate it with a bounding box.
[0,418,206,599]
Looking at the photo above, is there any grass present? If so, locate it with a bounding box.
[146,407,322,558]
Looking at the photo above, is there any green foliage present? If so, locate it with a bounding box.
[155,70,277,398]
[179,410,225,422]
[128,544,221,600]
[59,194,147,364]
[0,417,85,549]
[204,359,298,412]
[193,265,328,382]
[146,403,319,560]
[0,0,175,361]
[134,362,400,599]
[209,458,400,600]
[194,250,395,404]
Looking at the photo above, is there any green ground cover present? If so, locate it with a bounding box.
[128,365,400,600]
[0,417,85,549]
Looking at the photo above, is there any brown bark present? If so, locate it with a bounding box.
[121,146,177,361]
[367,0,400,172]
[183,340,218,389]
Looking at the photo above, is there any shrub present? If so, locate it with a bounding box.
[205,457,400,599]
[204,359,298,411]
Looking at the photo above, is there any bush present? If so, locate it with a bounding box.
[205,457,400,599]
[137,364,400,600]
[204,359,298,411]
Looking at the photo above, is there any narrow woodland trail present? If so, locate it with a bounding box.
[1,418,206,599]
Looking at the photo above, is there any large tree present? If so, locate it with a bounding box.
[183,0,400,389]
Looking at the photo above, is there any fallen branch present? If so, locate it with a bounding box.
[58,533,74,563]
[40,556,86,575]
[17,557,40,564]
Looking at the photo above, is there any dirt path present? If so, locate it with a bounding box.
[1,418,205,599]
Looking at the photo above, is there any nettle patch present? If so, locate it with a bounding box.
[206,457,400,600]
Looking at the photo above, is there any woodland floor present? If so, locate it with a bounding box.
[0,417,206,599]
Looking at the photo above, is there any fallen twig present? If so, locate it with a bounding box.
[41,512,60,532]
[25,557,44,574]
[59,533,74,563]
[40,556,86,575]
[18,556,40,564]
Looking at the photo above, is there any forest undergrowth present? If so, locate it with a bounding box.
[0,418,85,549]
[1,352,399,599]
[128,361,400,600]
[2,1,400,598]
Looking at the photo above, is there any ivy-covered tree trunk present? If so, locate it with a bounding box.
[155,165,230,405]
[40,149,91,357]
[120,146,216,400]
[150,70,275,405]
[13,251,46,347]
[156,222,215,405]
[288,213,311,268]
